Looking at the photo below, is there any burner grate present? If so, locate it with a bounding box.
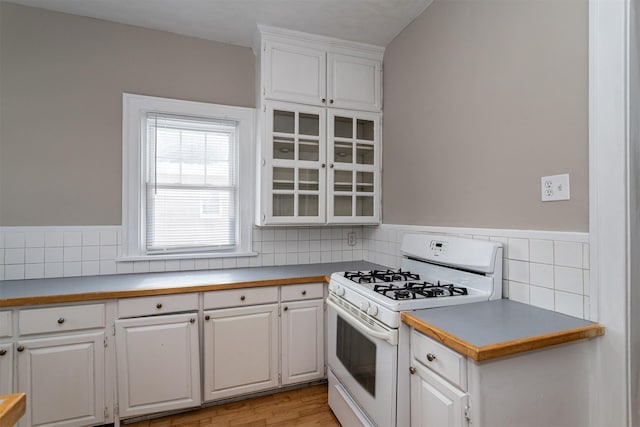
[343,269,420,284]
[373,281,468,300]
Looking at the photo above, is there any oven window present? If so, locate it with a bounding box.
[336,316,376,396]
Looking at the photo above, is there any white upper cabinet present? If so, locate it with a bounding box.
[258,25,384,112]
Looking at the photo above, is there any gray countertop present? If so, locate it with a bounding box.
[0,261,383,306]
[403,299,605,361]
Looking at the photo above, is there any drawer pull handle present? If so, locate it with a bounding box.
[17,346,25,352]
[190,318,196,324]
[240,295,246,301]
[156,303,163,309]
[57,317,65,324]
[0,350,6,356]
[409,366,416,375]
[321,98,326,103]
[283,306,288,311]
[302,290,307,296]
[426,353,436,362]
[205,315,211,321]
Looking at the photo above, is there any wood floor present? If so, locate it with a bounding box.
[125,385,341,427]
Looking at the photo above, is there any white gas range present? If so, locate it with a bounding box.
[326,233,503,427]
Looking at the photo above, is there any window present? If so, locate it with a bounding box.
[122,94,255,259]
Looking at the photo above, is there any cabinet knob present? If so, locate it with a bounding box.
[17,346,25,352]
[302,290,307,296]
[205,315,211,321]
[190,318,196,324]
[0,349,6,356]
[283,306,288,311]
[426,353,436,362]
[156,303,163,309]
[330,164,334,169]
[57,317,65,324]
[321,164,326,168]
[321,98,326,103]
[409,366,416,375]
[240,295,246,301]
[329,99,334,104]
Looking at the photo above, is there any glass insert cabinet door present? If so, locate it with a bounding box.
[264,102,327,224]
[327,109,380,223]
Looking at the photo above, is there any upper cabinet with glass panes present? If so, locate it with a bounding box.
[254,26,383,225]
[255,25,384,112]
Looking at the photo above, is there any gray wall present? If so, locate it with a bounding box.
[0,3,255,226]
[383,0,589,231]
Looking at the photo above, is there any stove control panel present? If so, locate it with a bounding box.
[430,240,448,255]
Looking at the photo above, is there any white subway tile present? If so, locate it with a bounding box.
[252,228,263,242]
[236,257,250,268]
[530,286,554,310]
[554,241,583,268]
[298,252,310,264]
[164,260,180,272]
[82,246,100,261]
[331,251,342,262]
[116,262,134,274]
[297,240,310,252]
[555,291,584,318]
[530,239,554,264]
[99,260,117,275]
[63,231,82,247]
[274,241,286,253]
[321,240,331,251]
[508,281,530,304]
[4,232,25,249]
[45,231,64,247]
[262,241,274,254]
[194,259,209,270]
[331,240,342,251]
[583,270,590,296]
[286,253,298,265]
[331,228,342,240]
[5,264,25,280]
[82,261,100,276]
[554,266,583,294]
[5,248,25,265]
[64,247,82,262]
[262,229,275,242]
[262,253,275,266]
[584,296,591,320]
[25,247,45,264]
[134,261,151,273]
[99,246,117,260]
[249,256,262,267]
[298,228,310,241]
[148,260,166,272]
[321,251,332,263]
[25,231,45,248]
[99,231,118,246]
[223,257,237,269]
[0,233,4,249]
[286,241,298,253]
[286,229,298,241]
[64,262,82,277]
[180,259,195,271]
[45,262,64,278]
[320,228,332,240]
[309,252,321,263]
[275,229,287,241]
[529,263,554,288]
[208,258,223,269]
[583,243,590,269]
[274,253,286,265]
[507,260,529,283]
[25,263,45,279]
[309,228,321,240]
[507,238,529,261]
[82,230,101,246]
[45,247,64,263]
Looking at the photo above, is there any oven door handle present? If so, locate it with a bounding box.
[327,298,398,346]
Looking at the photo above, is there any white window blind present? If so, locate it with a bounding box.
[145,113,239,253]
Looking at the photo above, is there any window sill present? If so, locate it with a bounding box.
[116,251,258,262]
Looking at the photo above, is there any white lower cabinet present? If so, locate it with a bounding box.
[0,342,13,395]
[203,303,279,401]
[115,312,201,418]
[281,299,324,385]
[410,362,467,427]
[17,332,106,427]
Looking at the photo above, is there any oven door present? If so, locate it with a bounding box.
[327,296,398,427]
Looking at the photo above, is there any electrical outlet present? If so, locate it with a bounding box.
[541,174,570,202]
[347,232,357,246]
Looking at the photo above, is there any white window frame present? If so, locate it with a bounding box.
[121,93,255,260]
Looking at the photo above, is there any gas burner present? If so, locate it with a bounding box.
[373,281,469,300]
[343,269,420,284]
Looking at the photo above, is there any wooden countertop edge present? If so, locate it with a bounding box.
[0,393,26,427]
[0,275,331,307]
[401,312,606,362]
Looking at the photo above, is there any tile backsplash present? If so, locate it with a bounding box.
[0,223,591,320]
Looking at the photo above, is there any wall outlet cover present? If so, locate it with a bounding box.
[541,174,570,202]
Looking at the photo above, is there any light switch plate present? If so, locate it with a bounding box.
[541,174,570,202]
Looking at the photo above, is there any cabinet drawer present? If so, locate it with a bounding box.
[204,287,278,309]
[281,283,324,302]
[19,304,105,335]
[0,311,12,338]
[118,293,198,318]
[411,330,466,390]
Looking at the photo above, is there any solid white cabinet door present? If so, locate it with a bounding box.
[0,342,13,395]
[203,304,279,401]
[327,53,382,112]
[116,313,201,418]
[410,363,467,427]
[17,332,105,427]
[264,41,326,106]
[281,299,324,385]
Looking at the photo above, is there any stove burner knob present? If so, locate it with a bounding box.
[359,301,370,312]
[366,305,378,316]
[335,286,345,296]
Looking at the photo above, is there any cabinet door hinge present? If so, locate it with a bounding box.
[263,104,266,112]
[464,405,471,423]
[262,158,266,167]
[263,88,266,96]
[324,366,327,377]
[104,336,108,348]
[112,323,116,336]
[104,406,109,419]
[114,404,119,417]
[278,306,282,317]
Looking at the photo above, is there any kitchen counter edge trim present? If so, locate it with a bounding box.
[401,311,605,362]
